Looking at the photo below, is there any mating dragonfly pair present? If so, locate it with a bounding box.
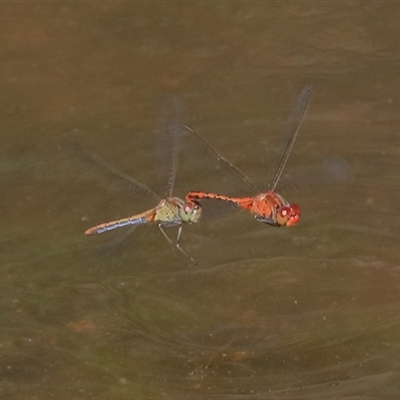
[85,85,313,262]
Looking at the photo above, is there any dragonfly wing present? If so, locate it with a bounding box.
[69,140,160,203]
[181,125,259,193]
[268,85,313,191]
[93,224,141,253]
[153,98,188,198]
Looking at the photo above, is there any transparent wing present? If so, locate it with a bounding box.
[174,86,313,200]
[153,97,187,198]
[69,140,160,202]
[183,125,259,192]
[176,125,256,220]
[277,156,352,194]
[268,84,313,191]
[177,125,259,197]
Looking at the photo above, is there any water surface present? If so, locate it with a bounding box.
[1,3,400,399]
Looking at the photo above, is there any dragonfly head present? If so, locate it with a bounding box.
[180,201,202,223]
[276,203,300,227]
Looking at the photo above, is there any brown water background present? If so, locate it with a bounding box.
[1,3,400,399]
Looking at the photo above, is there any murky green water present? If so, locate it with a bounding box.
[1,3,400,399]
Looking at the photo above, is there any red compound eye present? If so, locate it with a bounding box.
[277,204,300,227]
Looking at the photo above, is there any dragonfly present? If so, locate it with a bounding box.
[185,85,313,227]
[84,124,202,262]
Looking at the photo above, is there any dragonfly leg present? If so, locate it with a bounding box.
[158,223,174,246]
[158,223,196,264]
[175,225,196,264]
[254,215,280,226]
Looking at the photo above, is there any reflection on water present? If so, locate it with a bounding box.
[2,3,400,399]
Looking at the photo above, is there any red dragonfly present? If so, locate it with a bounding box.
[83,124,202,262]
[185,85,313,227]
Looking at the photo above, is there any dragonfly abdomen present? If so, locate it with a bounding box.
[85,209,155,235]
[186,191,254,210]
